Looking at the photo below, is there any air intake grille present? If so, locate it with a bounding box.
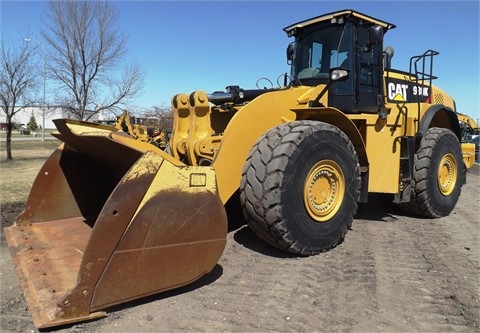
[434,93,444,104]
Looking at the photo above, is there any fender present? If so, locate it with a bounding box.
[418,104,467,185]
[292,106,369,202]
[418,104,461,141]
[212,87,310,204]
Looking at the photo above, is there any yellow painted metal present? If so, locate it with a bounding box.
[114,111,148,141]
[59,121,116,136]
[186,91,212,165]
[292,107,368,169]
[283,10,395,34]
[211,86,310,203]
[170,92,227,166]
[6,118,228,328]
[109,131,184,167]
[171,67,466,199]
[457,113,479,130]
[350,113,402,193]
[111,111,166,148]
[166,59,466,201]
[170,93,190,161]
[383,71,458,127]
[437,153,458,196]
[462,143,476,169]
[303,160,345,222]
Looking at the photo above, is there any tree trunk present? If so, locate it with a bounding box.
[6,116,13,160]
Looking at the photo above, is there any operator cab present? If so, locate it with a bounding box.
[284,10,395,113]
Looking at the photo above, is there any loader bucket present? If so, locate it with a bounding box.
[3,119,227,329]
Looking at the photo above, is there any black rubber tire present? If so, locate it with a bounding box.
[240,121,361,256]
[401,127,463,218]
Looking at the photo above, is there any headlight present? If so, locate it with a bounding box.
[330,68,349,81]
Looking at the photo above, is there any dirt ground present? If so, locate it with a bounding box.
[1,165,479,333]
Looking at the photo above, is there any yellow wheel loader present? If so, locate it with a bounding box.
[4,9,475,328]
[114,110,168,148]
[457,113,479,139]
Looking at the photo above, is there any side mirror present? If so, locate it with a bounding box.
[330,68,349,82]
[383,45,395,69]
[368,25,383,46]
[286,42,295,63]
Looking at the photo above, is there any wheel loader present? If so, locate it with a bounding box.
[457,113,479,140]
[114,110,168,149]
[4,9,476,328]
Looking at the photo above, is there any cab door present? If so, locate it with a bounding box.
[354,26,384,113]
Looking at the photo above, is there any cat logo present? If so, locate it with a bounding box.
[386,78,431,103]
[388,82,408,101]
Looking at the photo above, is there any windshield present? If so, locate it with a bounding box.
[291,23,353,85]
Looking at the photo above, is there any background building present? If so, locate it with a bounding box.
[0,106,104,130]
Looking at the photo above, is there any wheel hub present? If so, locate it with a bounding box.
[437,153,457,196]
[304,160,345,222]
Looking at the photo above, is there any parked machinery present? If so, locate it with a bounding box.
[4,10,475,328]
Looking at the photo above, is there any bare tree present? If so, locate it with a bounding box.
[141,105,174,132]
[0,39,40,160]
[42,0,144,120]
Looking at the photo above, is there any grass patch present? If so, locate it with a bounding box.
[0,140,60,205]
[0,139,59,152]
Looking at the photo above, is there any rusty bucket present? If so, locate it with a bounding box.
[4,119,227,328]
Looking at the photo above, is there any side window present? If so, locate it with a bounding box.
[360,52,373,88]
[358,27,381,93]
[298,41,328,80]
[330,26,354,95]
[311,42,323,68]
[331,50,349,68]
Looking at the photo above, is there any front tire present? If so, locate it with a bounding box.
[402,127,463,217]
[240,121,361,256]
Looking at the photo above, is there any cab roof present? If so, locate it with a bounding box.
[283,9,396,37]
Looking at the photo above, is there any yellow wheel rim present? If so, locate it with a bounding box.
[437,153,457,196]
[304,160,345,222]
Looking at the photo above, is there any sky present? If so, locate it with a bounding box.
[1,1,479,122]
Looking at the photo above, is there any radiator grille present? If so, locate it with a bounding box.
[434,93,444,104]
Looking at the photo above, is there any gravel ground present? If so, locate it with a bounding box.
[1,165,479,333]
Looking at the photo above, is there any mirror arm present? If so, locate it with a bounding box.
[309,83,332,107]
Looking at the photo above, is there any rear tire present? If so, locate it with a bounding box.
[240,121,361,256]
[401,127,463,217]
